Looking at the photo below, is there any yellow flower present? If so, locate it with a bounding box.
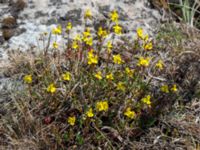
[141,95,151,106]
[96,101,109,112]
[47,83,56,93]
[88,55,98,65]
[124,107,136,119]
[97,27,107,38]
[113,54,123,64]
[52,25,62,35]
[67,116,76,126]
[74,34,82,42]
[94,71,102,80]
[62,72,71,81]
[161,85,169,93]
[84,9,92,19]
[53,41,58,49]
[106,73,114,80]
[117,82,126,91]
[83,28,91,38]
[72,40,79,49]
[85,37,93,46]
[137,28,149,40]
[137,28,143,39]
[106,41,113,53]
[66,22,72,31]
[155,60,164,70]
[113,24,122,34]
[88,56,95,64]
[144,34,149,41]
[98,27,103,37]
[110,10,119,22]
[83,28,93,46]
[125,67,134,78]
[143,42,153,50]
[137,57,150,67]
[86,108,94,118]
[171,84,178,92]
[87,50,98,65]
[23,74,32,84]
[88,49,95,57]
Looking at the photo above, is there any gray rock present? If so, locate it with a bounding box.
[34,11,48,18]
[0,36,5,45]
[50,0,62,5]
[0,0,162,68]
[98,5,110,18]
[59,9,82,25]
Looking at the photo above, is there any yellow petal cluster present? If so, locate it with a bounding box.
[106,41,113,53]
[137,28,149,41]
[143,42,153,50]
[62,72,71,81]
[66,22,72,31]
[125,67,134,78]
[83,28,93,46]
[113,24,122,35]
[161,85,169,93]
[94,71,102,80]
[83,28,91,38]
[117,82,126,91]
[72,40,79,49]
[47,83,56,93]
[106,73,114,80]
[86,108,94,118]
[87,50,98,65]
[155,60,164,70]
[97,27,108,38]
[137,57,150,67]
[53,41,58,49]
[96,101,109,112]
[23,74,32,84]
[110,10,119,22]
[85,37,93,46]
[52,25,62,35]
[113,54,123,64]
[124,107,136,119]
[141,95,151,106]
[74,34,82,42]
[171,84,178,92]
[84,9,92,19]
[67,116,76,126]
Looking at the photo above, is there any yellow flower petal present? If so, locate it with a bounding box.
[96,101,109,112]
[47,83,56,93]
[67,116,76,126]
[23,75,32,84]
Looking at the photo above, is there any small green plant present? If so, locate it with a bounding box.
[0,9,181,149]
[169,0,200,28]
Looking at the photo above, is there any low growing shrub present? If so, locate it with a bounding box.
[1,10,182,149]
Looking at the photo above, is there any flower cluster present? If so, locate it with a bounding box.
[87,49,98,65]
[141,95,151,107]
[96,101,109,112]
[124,107,136,119]
[20,9,180,146]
